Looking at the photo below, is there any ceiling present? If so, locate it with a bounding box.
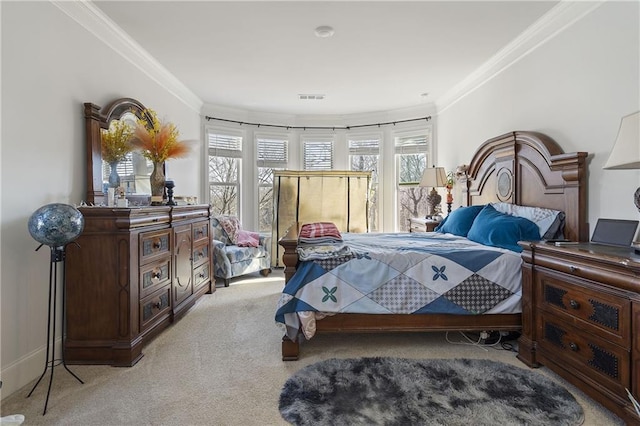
[94,1,559,116]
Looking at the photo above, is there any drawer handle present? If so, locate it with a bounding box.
[152,242,161,249]
[198,272,206,279]
[569,265,578,273]
[151,270,162,280]
[569,299,580,309]
[569,342,579,352]
[153,302,162,310]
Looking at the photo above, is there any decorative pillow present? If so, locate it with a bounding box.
[491,202,565,240]
[236,230,260,247]
[434,205,485,237]
[216,215,241,245]
[467,204,541,252]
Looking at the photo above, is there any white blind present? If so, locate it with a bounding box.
[348,138,379,155]
[303,140,333,170]
[208,131,242,158]
[257,137,288,168]
[395,135,429,155]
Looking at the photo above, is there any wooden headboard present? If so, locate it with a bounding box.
[463,131,588,242]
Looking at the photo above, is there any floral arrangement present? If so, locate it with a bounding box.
[130,108,190,163]
[101,119,134,163]
[445,171,455,204]
[446,171,455,189]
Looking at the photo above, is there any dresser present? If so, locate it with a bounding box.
[518,242,640,423]
[64,205,213,366]
[408,217,441,232]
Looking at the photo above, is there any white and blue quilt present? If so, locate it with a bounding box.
[275,232,523,341]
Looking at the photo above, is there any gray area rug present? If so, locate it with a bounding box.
[279,357,584,426]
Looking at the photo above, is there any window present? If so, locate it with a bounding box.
[303,138,333,170]
[395,133,431,231]
[349,137,380,231]
[257,136,288,232]
[208,130,242,216]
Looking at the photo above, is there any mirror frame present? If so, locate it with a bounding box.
[84,97,159,205]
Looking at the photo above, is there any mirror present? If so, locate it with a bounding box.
[84,97,162,206]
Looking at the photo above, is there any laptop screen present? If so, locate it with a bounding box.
[591,218,639,247]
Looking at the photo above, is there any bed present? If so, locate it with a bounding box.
[276,131,588,360]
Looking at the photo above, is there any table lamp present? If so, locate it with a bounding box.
[419,166,447,218]
[603,111,640,211]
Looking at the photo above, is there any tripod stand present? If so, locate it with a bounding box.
[27,244,83,415]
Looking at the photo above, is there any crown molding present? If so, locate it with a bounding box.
[435,0,605,114]
[51,0,203,113]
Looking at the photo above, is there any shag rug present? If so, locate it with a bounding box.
[279,357,584,426]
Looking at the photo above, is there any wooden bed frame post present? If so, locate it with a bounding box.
[282,336,300,361]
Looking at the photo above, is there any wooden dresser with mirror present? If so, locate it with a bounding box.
[64,98,213,366]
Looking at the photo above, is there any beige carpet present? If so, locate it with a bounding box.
[1,269,624,425]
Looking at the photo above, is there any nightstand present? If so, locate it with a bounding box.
[518,241,640,424]
[408,217,440,233]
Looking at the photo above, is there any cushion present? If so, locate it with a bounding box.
[491,202,565,240]
[236,230,260,247]
[467,204,541,252]
[434,205,485,237]
[216,215,241,245]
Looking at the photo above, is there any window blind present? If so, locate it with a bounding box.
[208,132,242,158]
[303,140,333,170]
[348,138,380,155]
[257,137,288,168]
[395,135,429,155]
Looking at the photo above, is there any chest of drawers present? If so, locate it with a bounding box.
[65,205,212,366]
[518,242,640,423]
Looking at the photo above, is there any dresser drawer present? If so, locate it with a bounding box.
[140,287,171,331]
[193,262,210,291]
[192,242,210,268]
[139,258,171,299]
[536,269,631,349]
[193,221,210,244]
[139,229,171,265]
[537,313,630,395]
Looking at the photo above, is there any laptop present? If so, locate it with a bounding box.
[590,218,639,247]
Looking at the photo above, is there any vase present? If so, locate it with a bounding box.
[108,161,120,188]
[150,161,165,204]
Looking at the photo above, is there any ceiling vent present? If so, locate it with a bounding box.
[298,94,325,100]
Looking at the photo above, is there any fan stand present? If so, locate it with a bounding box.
[27,244,83,415]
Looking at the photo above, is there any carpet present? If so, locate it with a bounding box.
[279,357,584,426]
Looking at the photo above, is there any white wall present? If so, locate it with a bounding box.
[436,1,640,231]
[0,2,202,398]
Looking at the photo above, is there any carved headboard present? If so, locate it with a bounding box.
[464,131,588,242]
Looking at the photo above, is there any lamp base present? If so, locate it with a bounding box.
[635,187,640,211]
[426,187,442,218]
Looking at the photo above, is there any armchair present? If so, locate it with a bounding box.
[211,216,271,287]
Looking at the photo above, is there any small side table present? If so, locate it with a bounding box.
[408,217,441,233]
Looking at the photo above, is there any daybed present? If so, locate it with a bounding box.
[275,131,588,360]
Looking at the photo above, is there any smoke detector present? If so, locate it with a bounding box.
[314,25,334,38]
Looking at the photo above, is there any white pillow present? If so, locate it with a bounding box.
[490,202,565,239]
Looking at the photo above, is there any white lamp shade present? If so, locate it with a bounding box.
[604,111,640,170]
[420,167,447,187]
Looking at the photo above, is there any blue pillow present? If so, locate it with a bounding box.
[434,205,485,237]
[467,204,540,252]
